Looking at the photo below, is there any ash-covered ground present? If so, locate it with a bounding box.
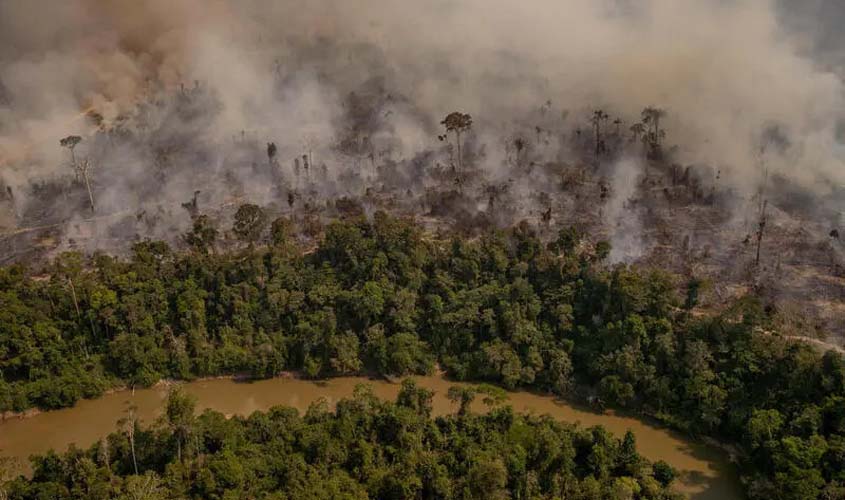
[1,80,843,346]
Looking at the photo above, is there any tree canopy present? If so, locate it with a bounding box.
[0,213,843,498]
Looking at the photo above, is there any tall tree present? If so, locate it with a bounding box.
[440,112,473,175]
[640,106,667,153]
[118,404,140,475]
[755,199,768,267]
[60,135,82,178]
[75,157,96,213]
[591,109,609,156]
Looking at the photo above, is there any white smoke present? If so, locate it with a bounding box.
[606,157,647,264]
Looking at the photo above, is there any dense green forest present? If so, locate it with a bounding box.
[1,211,844,498]
[3,382,681,499]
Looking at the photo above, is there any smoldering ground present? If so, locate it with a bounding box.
[0,0,843,260]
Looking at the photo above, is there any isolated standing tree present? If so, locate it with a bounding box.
[590,110,609,156]
[60,135,82,177]
[75,157,96,213]
[233,203,268,244]
[440,112,473,174]
[60,135,95,213]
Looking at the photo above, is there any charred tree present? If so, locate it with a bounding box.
[181,190,201,219]
[641,106,666,159]
[74,157,96,214]
[60,135,82,180]
[440,111,473,178]
[629,122,645,144]
[590,109,609,157]
[755,199,768,267]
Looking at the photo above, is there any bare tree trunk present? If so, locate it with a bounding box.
[123,406,139,475]
[456,130,462,173]
[82,169,95,213]
[755,200,768,267]
[71,149,78,182]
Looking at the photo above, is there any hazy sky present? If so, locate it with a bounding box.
[0,0,843,194]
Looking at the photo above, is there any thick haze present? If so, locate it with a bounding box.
[0,0,843,240]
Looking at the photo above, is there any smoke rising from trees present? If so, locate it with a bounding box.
[0,0,843,256]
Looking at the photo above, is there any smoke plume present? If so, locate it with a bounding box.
[0,0,843,255]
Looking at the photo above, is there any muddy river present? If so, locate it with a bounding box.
[0,375,742,499]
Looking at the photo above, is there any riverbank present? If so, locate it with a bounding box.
[0,368,745,465]
[0,362,432,422]
[0,374,742,500]
[0,371,304,422]
[1,384,130,422]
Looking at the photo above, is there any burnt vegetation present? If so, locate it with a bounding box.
[3,79,841,344]
[0,49,843,500]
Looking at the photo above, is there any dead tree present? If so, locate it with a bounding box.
[641,106,666,147]
[755,199,768,267]
[60,135,82,180]
[181,190,201,218]
[118,405,140,475]
[74,157,96,214]
[640,106,667,161]
[302,154,311,180]
[507,136,527,169]
[590,110,609,156]
[629,122,645,144]
[440,112,473,175]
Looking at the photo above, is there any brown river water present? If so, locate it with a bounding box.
[0,375,742,499]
